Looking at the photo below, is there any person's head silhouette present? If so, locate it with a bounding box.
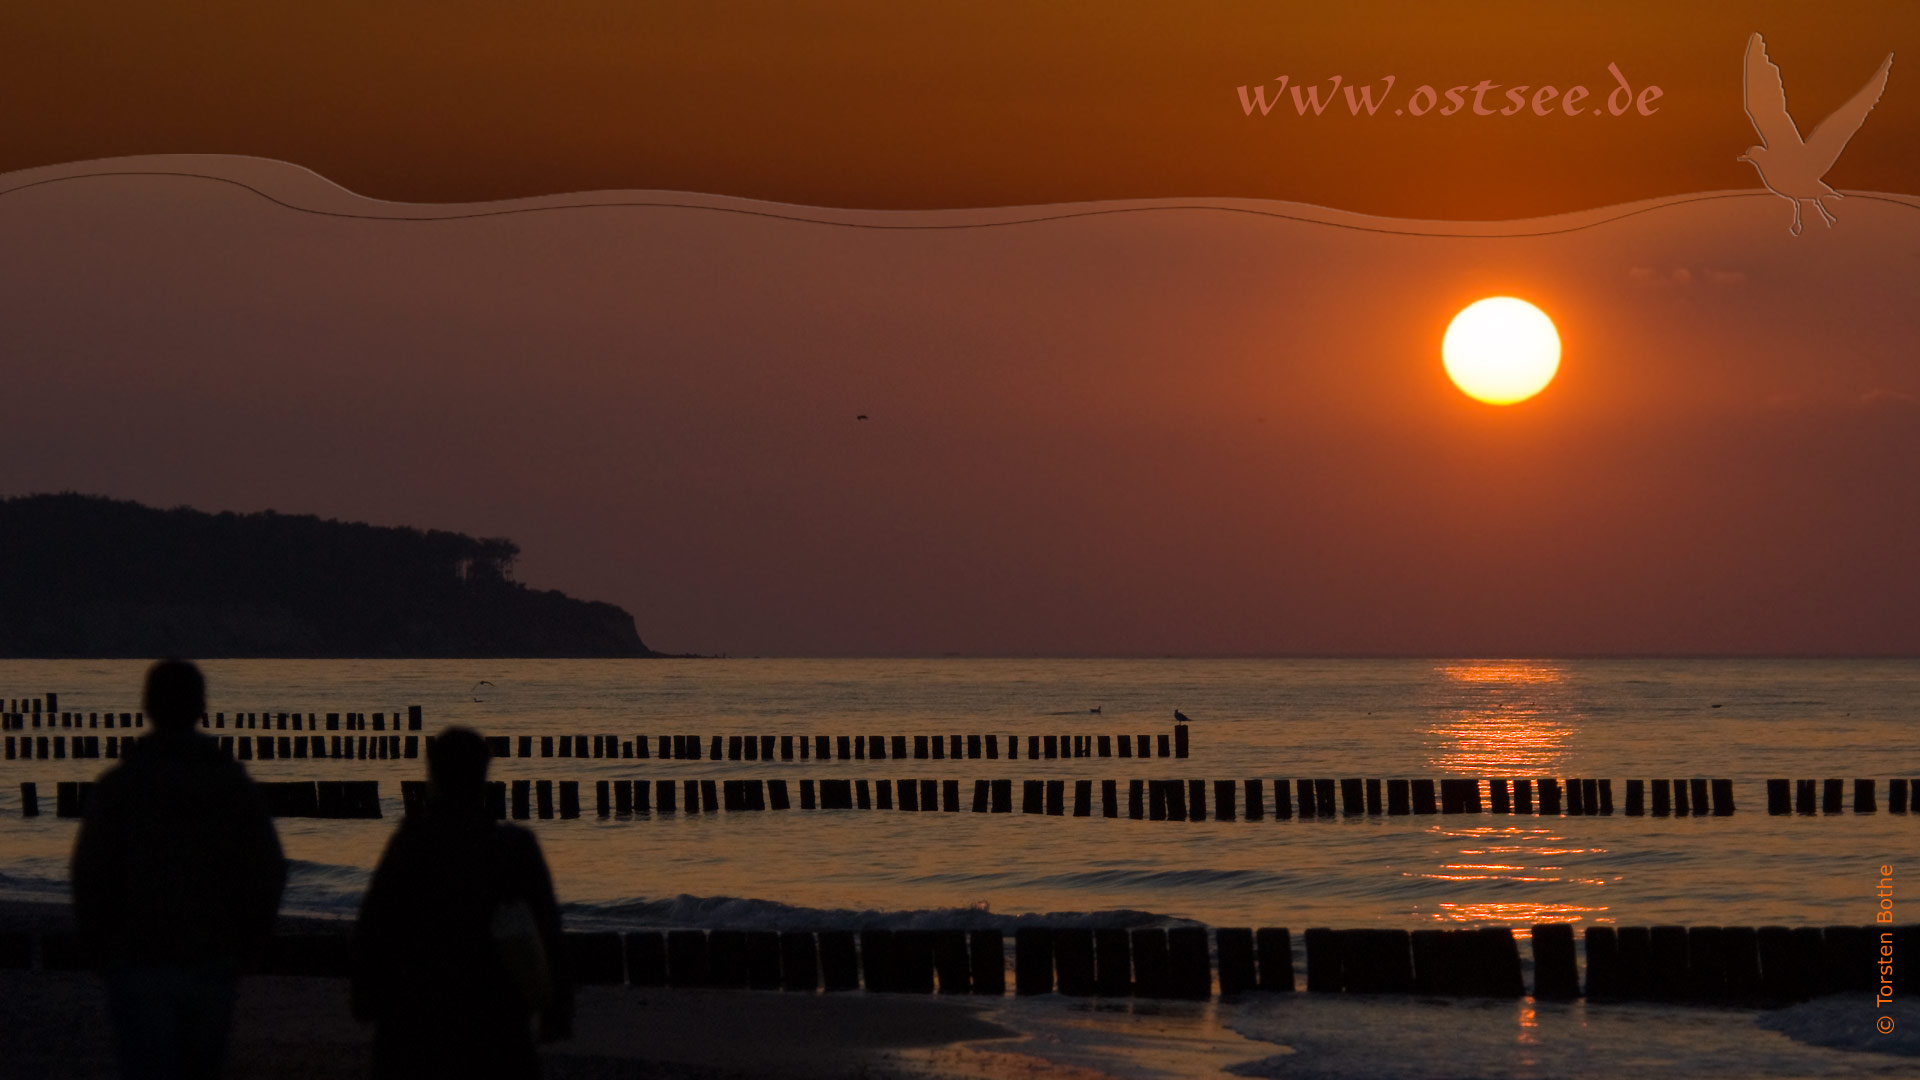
[428,727,492,808]
[144,659,205,733]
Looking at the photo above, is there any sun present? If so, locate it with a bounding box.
[1442,297,1561,405]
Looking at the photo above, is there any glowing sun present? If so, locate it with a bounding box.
[1442,297,1561,405]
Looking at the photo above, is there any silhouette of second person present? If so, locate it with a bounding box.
[352,728,571,1080]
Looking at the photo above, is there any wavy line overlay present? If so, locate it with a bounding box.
[2,155,1918,239]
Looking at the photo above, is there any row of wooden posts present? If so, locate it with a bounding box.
[24,776,1920,821]
[5,922,1907,1003]
[481,727,1192,762]
[0,705,422,732]
[5,733,420,762]
[19,780,383,819]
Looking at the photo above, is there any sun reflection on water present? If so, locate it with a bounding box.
[1413,819,1612,928]
[1426,662,1578,776]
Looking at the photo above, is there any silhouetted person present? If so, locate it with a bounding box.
[71,659,287,1080]
[352,728,571,1080]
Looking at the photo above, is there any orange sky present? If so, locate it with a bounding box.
[3,2,1917,215]
[1,7,1916,656]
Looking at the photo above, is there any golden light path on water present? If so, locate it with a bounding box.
[1419,662,1609,930]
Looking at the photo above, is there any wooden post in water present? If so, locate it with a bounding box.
[1131,929,1172,997]
[1166,780,1187,820]
[1890,778,1909,813]
[859,930,896,993]
[1722,926,1761,1001]
[1387,779,1409,815]
[1313,778,1336,816]
[1256,928,1294,991]
[666,931,711,988]
[19,782,38,817]
[1127,779,1143,819]
[1303,928,1341,992]
[625,932,667,987]
[1647,926,1689,999]
[931,930,971,994]
[1854,779,1877,813]
[1014,929,1053,995]
[971,930,1005,995]
[1214,928,1255,996]
[779,932,820,992]
[1094,928,1131,995]
[1822,778,1843,814]
[1174,724,1189,758]
[1688,778,1709,815]
[1537,778,1562,816]
[1531,924,1579,1000]
[1167,927,1210,999]
[1585,927,1620,999]
[1687,926,1727,1000]
[1245,779,1264,820]
[1341,778,1364,815]
[1054,928,1095,995]
[1410,779,1436,815]
[819,931,859,991]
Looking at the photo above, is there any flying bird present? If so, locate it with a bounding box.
[1174,709,1191,723]
[1740,32,1893,235]
[856,414,868,421]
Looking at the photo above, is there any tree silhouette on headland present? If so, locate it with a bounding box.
[0,493,660,658]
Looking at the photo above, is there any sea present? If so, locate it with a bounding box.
[2,657,1916,1078]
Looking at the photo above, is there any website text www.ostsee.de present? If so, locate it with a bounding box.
[1236,63,1662,119]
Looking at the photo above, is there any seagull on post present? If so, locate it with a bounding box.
[1739,32,1893,235]
[1174,709,1191,723]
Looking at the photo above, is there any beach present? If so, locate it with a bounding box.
[8,899,1919,1080]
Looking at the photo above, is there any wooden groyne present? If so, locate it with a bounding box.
[22,779,383,819]
[4,922,1909,1004]
[476,726,1191,762]
[22,776,1920,820]
[21,775,1920,820]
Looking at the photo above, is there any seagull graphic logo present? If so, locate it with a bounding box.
[1740,33,1893,235]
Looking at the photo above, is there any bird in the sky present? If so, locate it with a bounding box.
[856,414,868,421]
[1739,32,1893,235]
[1174,709,1191,723]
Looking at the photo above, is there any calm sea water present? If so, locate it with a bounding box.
[2,657,1912,935]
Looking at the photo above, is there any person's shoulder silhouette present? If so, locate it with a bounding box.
[353,727,571,1080]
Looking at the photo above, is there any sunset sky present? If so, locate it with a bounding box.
[1,5,1916,656]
